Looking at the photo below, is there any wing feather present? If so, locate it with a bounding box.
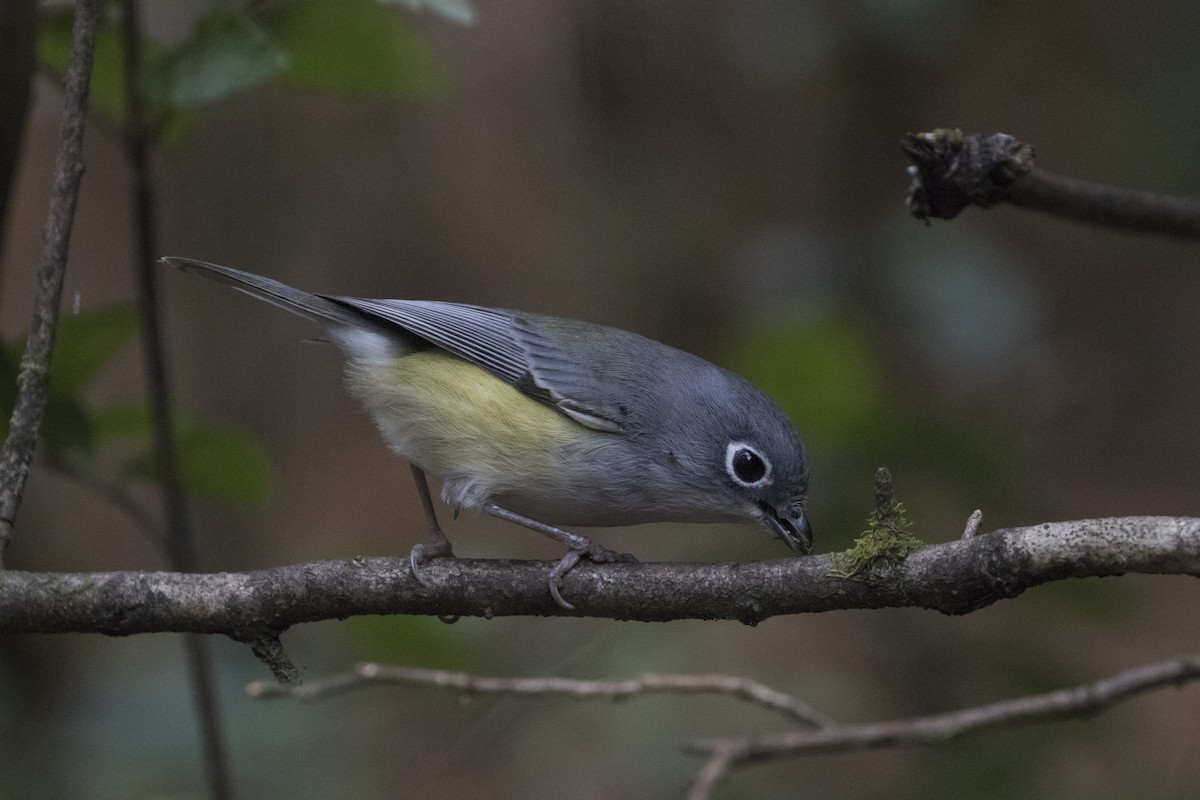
[334,298,530,381]
[329,296,632,433]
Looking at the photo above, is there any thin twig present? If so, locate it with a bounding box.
[902,128,1200,238]
[0,0,100,566]
[181,632,234,797]
[962,509,982,539]
[245,633,303,686]
[686,746,735,800]
[119,0,198,574]
[248,664,832,726]
[118,2,233,798]
[1009,169,1200,237]
[68,466,164,545]
[685,655,1200,799]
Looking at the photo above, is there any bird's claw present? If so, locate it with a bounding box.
[545,540,638,610]
[409,543,431,587]
[408,540,454,587]
[548,549,584,610]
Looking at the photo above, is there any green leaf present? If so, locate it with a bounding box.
[38,7,134,124]
[90,402,154,441]
[106,405,270,507]
[384,0,477,25]
[36,7,178,129]
[49,304,140,398]
[164,424,270,508]
[39,394,96,471]
[0,303,136,468]
[0,303,138,458]
[2,316,269,507]
[343,615,470,668]
[149,8,288,108]
[268,0,447,95]
[35,8,73,80]
[728,313,886,447]
[0,337,95,465]
[127,425,271,509]
[37,6,262,146]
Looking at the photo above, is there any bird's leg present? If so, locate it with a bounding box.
[408,465,454,586]
[483,502,636,609]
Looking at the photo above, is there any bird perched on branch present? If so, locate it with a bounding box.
[164,257,812,608]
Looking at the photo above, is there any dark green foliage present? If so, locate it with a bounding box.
[1,305,268,508]
[148,8,287,108]
[94,402,269,508]
[267,0,447,96]
[24,0,469,505]
[37,1,459,147]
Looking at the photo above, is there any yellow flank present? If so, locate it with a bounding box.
[345,350,585,496]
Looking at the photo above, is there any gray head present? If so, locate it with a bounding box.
[634,351,812,553]
[704,371,811,552]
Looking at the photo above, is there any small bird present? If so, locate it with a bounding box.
[164,258,812,608]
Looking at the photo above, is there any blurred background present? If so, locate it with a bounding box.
[3,1,1200,797]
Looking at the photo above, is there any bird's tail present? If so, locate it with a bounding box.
[160,257,364,327]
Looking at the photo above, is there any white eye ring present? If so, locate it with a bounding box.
[725,441,772,487]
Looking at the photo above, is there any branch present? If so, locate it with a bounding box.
[247,664,832,727]
[246,632,303,686]
[902,128,1200,238]
[0,516,1196,633]
[250,654,1200,800]
[0,0,100,565]
[685,654,1200,799]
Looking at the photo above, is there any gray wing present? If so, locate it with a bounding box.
[331,297,633,433]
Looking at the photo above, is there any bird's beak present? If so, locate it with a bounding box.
[760,504,813,555]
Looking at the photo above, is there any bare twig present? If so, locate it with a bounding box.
[685,654,1200,799]
[179,632,234,797]
[686,745,735,800]
[0,516,1196,633]
[118,3,233,797]
[962,509,982,539]
[903,128,1200,238]
[873,465,896,515]
[66,465,164,545]
[245,633,302,686]
[245,653,1200,800]
[0,0,100,566]
[247,664,833,726]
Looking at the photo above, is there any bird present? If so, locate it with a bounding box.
[163,257,812,608]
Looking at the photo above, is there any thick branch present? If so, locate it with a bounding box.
[0,516,1196,632]
[0,0,99,564]
[902,128,1200,238]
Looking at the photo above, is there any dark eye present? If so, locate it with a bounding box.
[726,442,771,486]
[733,449,766,482]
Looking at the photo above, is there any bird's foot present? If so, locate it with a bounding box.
[408,538,455,587]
